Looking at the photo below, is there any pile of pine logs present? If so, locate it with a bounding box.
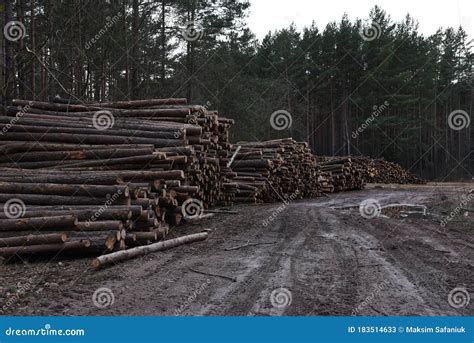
[229,138,321,202]
[317,171,334,193]
[0,97,424,263]
[350,157,424,184]
[318,156,424,187]
[318,157,366,192]
[0,97,236,259]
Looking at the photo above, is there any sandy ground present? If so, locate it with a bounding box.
[0,183,472,316]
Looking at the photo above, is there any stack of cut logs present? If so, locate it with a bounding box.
[0,97,236,259]
[317,171,334,193]
[0,97,424,262]
[317,156,424,189]
[317,157,366,192]
[229,138,321,202]
[350,156,424,184]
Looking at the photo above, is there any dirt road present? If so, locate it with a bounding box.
[1,183,472,316]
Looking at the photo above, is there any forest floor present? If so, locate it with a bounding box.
[1,183,473,316]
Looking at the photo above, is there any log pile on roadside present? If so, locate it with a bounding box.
[350,156,424,184]
[317,171,334,193]
[0,97,424,263]
[317,156,424,187]
[0,98,235,259]
[317,157,365,192]
[229,138,321,202]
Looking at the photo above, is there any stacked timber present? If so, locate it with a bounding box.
[0,167,184,258]
[0,98,234,259]
[3,97,428,262]
[317,156,424,186]
[317,171,335,193]
[230,138,321,203]
[6,99,235,203]
[350,157,424,184]
[318,157,365,192]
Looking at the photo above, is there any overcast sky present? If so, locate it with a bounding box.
[247,0,473,40]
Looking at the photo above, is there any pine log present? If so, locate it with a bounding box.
[0,239,90,257]
[0,215,77,231]
[0,233,67,247]
[92,232,208,269]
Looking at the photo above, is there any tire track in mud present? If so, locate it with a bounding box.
[196,212,302,316]
[300,203,453,316]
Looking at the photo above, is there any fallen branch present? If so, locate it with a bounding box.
[91,232,208,269]
[224,241,276,251]
[188,267,237,282]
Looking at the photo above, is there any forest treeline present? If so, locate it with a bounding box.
[0,1,472,180]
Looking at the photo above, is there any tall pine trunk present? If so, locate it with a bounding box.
[131,0,139,99]
[3,0,15,106]
[30,0,36,99]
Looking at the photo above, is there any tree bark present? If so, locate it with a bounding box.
[0,240,90,257]
[92,232,208,268]
[3,0,15,106]
[131,0,139,99]
[0,233,67,247]
[30,0,36,98]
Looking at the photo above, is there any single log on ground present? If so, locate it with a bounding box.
[92,232,208,269]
